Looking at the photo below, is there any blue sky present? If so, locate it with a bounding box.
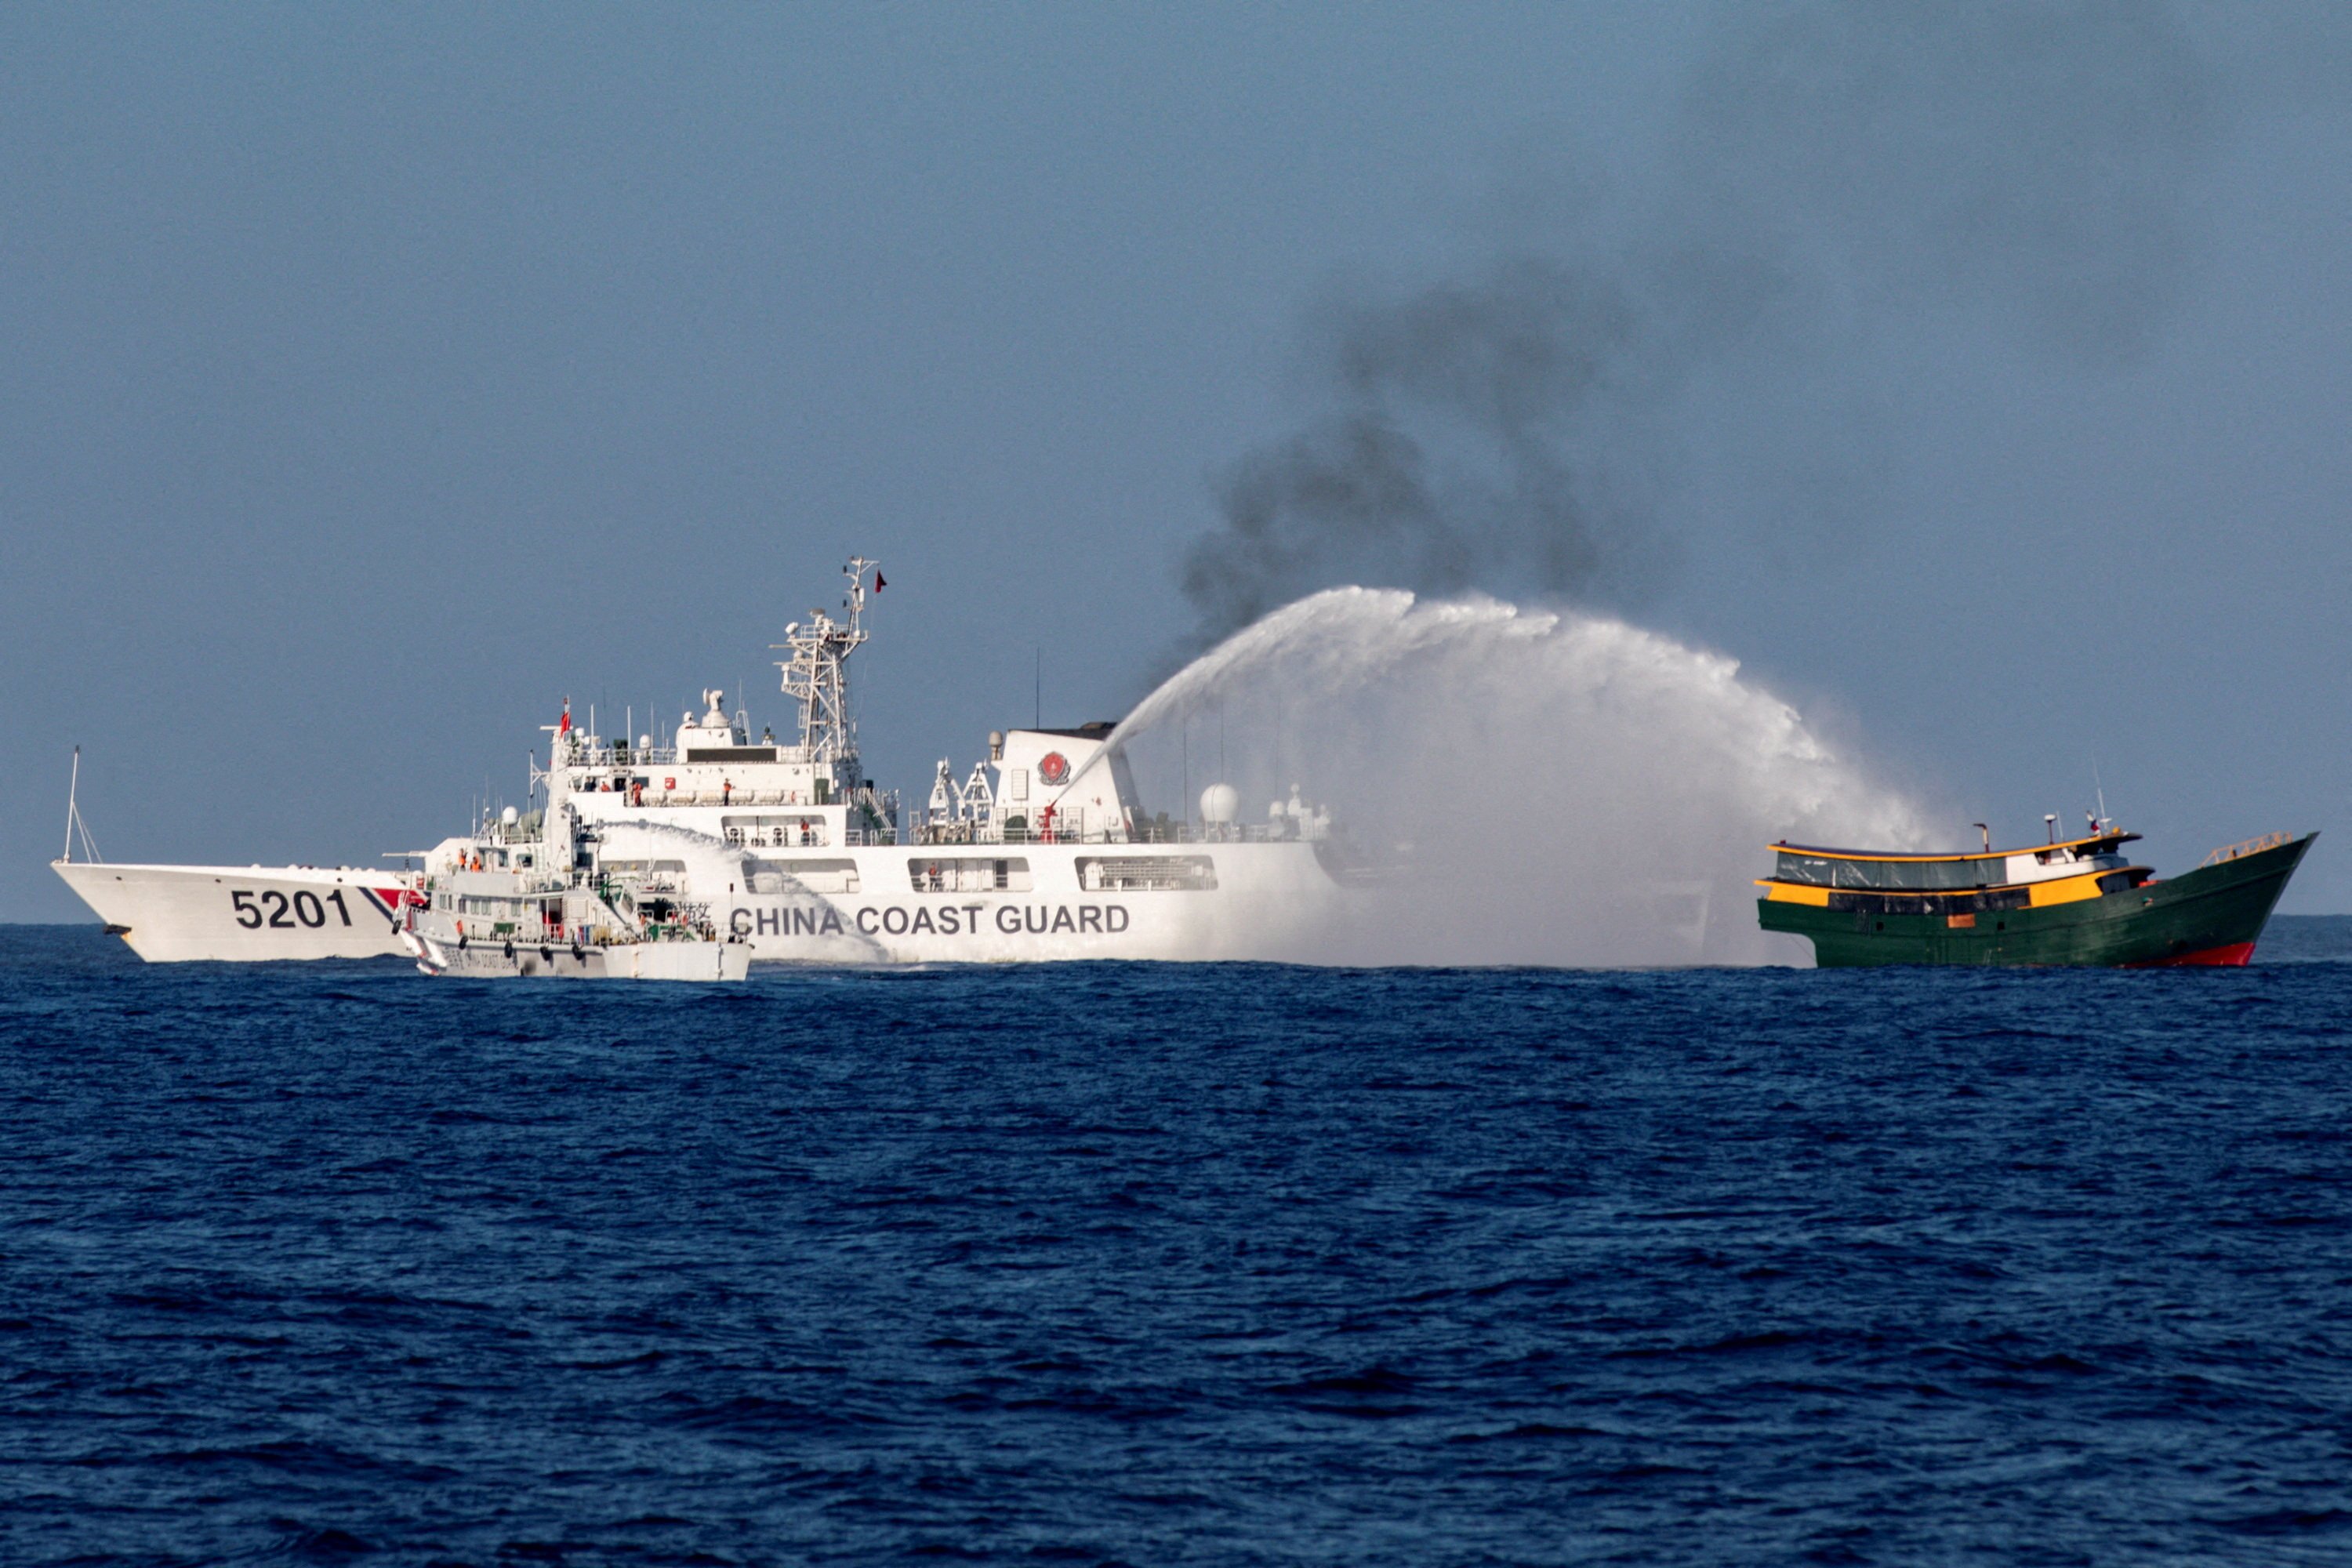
[4,3,2348,919]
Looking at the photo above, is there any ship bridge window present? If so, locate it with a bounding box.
[907,857,1030,893]
[724,814,829,848]
[686,746,783,764]
[458,894,528,918]
[599,858,688,891]
[1076,855,1218,892]
[1774,851,2002,891]
[746,858,860,895]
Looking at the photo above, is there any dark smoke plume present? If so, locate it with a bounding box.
[1180,1,2258,647]
[1183,258,1672,640]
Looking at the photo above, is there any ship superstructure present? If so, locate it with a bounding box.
[401,558,1345,964]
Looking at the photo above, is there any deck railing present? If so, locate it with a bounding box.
[559,743,681,768]
[2201,831,2294,866]
[906,820,1316,848]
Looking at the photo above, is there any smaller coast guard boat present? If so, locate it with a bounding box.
[397,813,750,982]
[1755,823,2315,967]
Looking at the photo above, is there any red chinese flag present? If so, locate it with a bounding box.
[874,571,887,592]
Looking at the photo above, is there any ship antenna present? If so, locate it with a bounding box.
[59,746,102,865]
[772,557,878,768]
[1973,822,1989,854]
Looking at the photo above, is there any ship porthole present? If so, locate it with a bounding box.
[1875,921,1884,931]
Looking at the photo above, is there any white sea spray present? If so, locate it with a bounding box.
[1109,588,1928,966]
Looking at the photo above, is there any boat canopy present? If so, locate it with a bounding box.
[1769,831,2140,891]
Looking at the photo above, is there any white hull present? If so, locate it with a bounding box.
[710,842,1338,963]
[53,861,413,963]
[403,930,750,982]
[55,838,1345,967]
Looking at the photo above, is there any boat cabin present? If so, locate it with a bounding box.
[1759,829,2155,917]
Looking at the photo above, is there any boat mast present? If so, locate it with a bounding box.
[772,557,877,768]
[62,746,78,863]
[59,746,100,865]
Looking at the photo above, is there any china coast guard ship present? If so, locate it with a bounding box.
[60,559,1347,974]
[397,559,1342,973]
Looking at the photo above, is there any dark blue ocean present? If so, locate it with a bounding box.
[7,921,2352,1566]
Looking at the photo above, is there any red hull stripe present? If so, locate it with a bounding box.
[361,887,415,920]
[2129,942,2256,968]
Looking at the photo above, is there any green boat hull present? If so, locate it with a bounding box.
[1758,834,2314,967]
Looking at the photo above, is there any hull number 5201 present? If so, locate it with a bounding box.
[230,889,352,928]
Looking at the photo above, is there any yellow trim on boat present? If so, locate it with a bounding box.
[1768,833,2125,864]
[2027,873,2108,908]
[1756,866,2147,904]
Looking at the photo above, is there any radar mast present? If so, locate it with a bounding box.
[772,557,878,769]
